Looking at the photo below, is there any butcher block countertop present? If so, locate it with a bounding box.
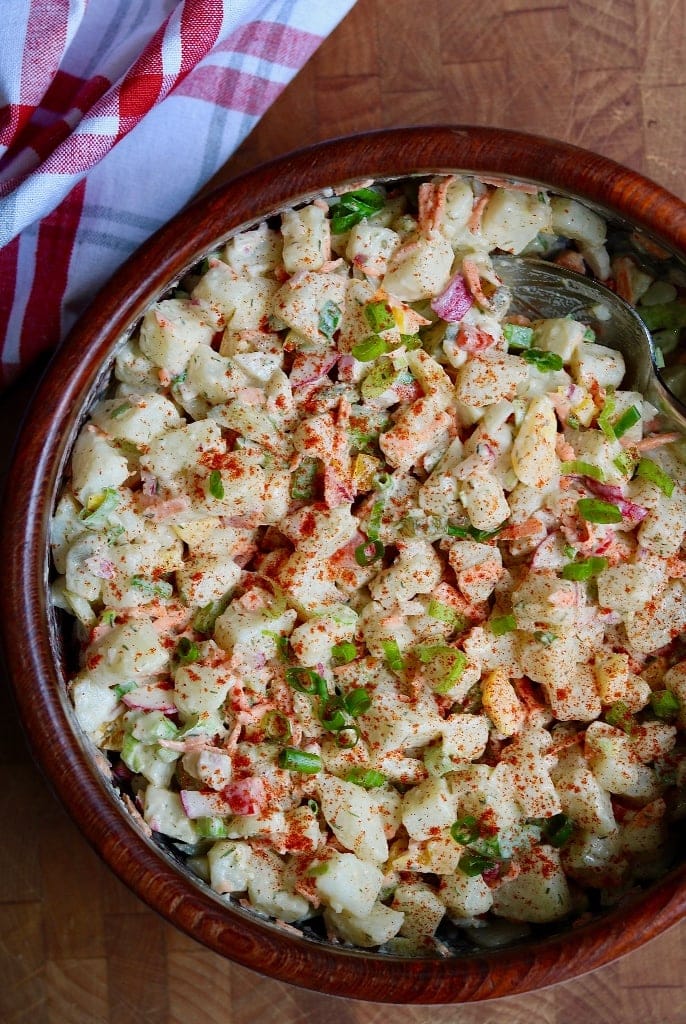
[2,0,686,1020]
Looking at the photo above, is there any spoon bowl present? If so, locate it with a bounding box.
[494,255,686,432]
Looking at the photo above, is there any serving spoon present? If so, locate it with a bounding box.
[493,255,686,434]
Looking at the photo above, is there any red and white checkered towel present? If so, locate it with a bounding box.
[0,0,356,389]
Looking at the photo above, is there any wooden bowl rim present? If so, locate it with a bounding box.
[3,124,686,1003]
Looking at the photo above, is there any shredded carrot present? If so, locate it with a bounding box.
[635,432,681,451]
[553,249,586,274]
[499,516,543,539]
[556,436,576,461]
[417,175,454,237]
[468,193,490,233]
[462,257,492,308]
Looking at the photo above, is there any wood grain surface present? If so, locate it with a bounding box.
[2,0,686,1020]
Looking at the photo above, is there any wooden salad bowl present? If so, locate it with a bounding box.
[3,126,686,1004]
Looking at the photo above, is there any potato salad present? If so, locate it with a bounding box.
[51,174,686,952]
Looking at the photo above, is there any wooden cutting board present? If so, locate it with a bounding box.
[2,1,686,1021]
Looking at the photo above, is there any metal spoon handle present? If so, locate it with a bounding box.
[493,255,686,433]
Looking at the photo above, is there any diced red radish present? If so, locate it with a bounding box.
[180,789,234,819]
[430,272,473,322]
[122,683,176,714]
[617,498,648,523]
[583,477,648,522]
[222,776,267,816]
[583,478,625,502]
[324,465,354,507]
[84,557,116,580]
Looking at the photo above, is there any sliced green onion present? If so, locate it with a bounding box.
[130,576,173,600]
[503,323,534,350]
[354,539,385,566]
[261,709,292,742]
[374,472,393,491]
[195,817,229,839]
[491,614,517,636]
[331,642,358,665]
[561,556,608,581]
[336,725,360,749]
[101,608,117,627]
[446,523,504,542]
[346,768,387,789]
[307,799,319,814]
[414,645,467,694]
[330,187,385,234]
[534,630,558,646]
[434,650,467,695]
[286,666,328,698]
[638,300,686,332]
[318,300,342,340]
[170,371,187,389]
[560,460,605,481]
[306,862,329,876]
[458,852,491,877]
[415,643,444,664]
[382,639,405,673]
[605,700,635,734]
[351,335,389,362]
[193,592,232,634]
[278,747,322,773]
[111,402,131,419]
[261,630,290,662]
[176,637,200,663]
[79,487,120,528]
[563,543,577,559]
[521,348,564,372]
[470,834,502,860]
[576,497,622,524]
[319,700,347,732]
[367,500,385,542]
[613,451,638,477]
[344,688,372,717]
[533,813,574,848]
[290,456,319,501]
[548,817,574,848]
[636,457,675,497]
[613,404,641,438]
[114,680,135,700]
[583,327,596,342]
[208,469,224,500]
[450,816,480,845]
[423,743,455,777]
[121,733,146,773]
[348,428,377,453]
[364,300,396,333]
[361,360,405,400]
[426,599,465,632]
[597,394,617,440]
[649,689,680,720]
